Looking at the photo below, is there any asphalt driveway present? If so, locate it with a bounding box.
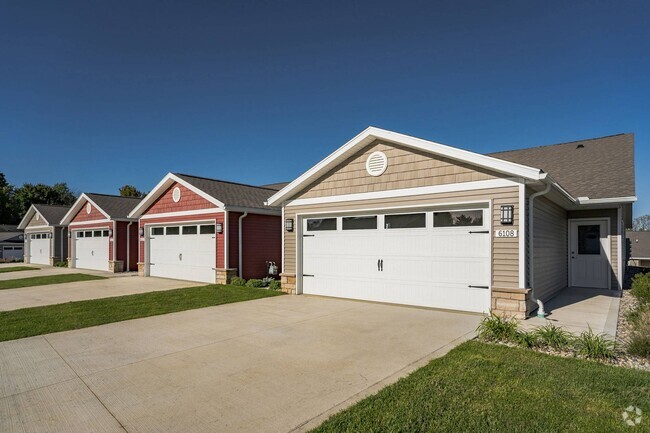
[0,295,480,433]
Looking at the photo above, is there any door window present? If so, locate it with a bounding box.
[306,218,337,231]
[434,210,483,227]
[342,216,377,230]
[578,225,601,255]
[384,213,426,229]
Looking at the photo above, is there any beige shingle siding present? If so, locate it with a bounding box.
[531,195,568,302]
[567,208,620,289]
[284,186,521,289]
[26,214,45,227]
[295,140,504,200]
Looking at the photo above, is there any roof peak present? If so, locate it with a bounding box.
[174,173,278,191]
[489,132,632,155]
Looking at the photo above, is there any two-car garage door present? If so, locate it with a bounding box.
[301,207,491,313]
[148,223,217,283]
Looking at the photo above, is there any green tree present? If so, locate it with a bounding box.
[0,173,15,223]
[634,215,650,231]
[12,182,77,223]
[119,184,144,198]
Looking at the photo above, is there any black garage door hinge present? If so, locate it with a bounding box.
[303,234,315,237]
[469,230,489,234]
[302,274,315,277]
[468,285,489,289]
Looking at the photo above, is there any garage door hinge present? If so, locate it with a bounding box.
[469,230,489,234]
[468,285,489,289]
[302,274,315,277]
[303,234,315,237]
[149,263,155,266]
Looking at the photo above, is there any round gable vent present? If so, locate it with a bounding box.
[86,203,92,214]
[35,213,40,221]
[172,187,181,203]
[366,151,388,177]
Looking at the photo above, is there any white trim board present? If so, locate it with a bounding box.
[267,126,544,206]
[140,208,222,220]
[69,219,112,227]
[285,178,519,207]
[61,193,111,225]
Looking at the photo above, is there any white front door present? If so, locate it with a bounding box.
[74,229,110,271]
[569,220,610,289]
[301,208,491,313]
[148,223,216,283]
[29,234,51,265]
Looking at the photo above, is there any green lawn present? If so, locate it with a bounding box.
[0,284,282,341]
[312,341,650,433]
[0,266,39,274]
[0,273,106,290]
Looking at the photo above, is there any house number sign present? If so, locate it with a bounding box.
[495,229,518,238]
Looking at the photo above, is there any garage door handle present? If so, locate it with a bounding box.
[179,253,182,261]
[469,230,489,234]
[303,234,315,237]
[468,285,489,289]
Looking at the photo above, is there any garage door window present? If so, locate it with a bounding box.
[166,226,180,235]
[385,213,426,229]
[151,227,164,236]
[307,218,337,231]
[434,210,483,227]
[200,225,215,234]
[342,216,377,230]
[94,230,102,237]
[85,231,93,237]
[182,226,198,235]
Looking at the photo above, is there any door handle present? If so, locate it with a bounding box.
[380,259,383,272]
[179,253,182,261]
[91,251,94,256]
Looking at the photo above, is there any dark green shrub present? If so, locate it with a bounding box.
[54,261,68,268]
[269,280,282,291]
[261,277,275,287]
[514,330,539,349]
[245,279,264,288]
[534,323,573,350]
[476,312,519,342]
[631,272,650,305]
[230,276,246,287]
[574,328,616,360]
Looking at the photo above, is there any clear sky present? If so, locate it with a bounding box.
[1,1,648,216]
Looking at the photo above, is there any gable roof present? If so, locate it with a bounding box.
[489,133,635,200]
[17,204,72,229]
[128,173,281,218]
[627,230,650,259]
[60,193,142,224]
[260,182,290,191]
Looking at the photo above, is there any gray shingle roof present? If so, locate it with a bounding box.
[627,230,650,259]
[33,204,72,226]
[174,174,279,210]
[488,133,635,199]
[260,182,290,191]
[86,194,143,219]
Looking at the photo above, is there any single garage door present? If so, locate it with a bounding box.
[29,233,51,265]
[148,223,216,283]
[74,229,110,271]
[301,208,491,313]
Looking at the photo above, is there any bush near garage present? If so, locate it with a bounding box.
[627,272,650,358]
[245,279,265,288]
[54,260,68,268]
[269,280,282,291]
[230,276,246,286]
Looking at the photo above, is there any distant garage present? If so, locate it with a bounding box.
[128,173,283,284]
[17,204,70,266]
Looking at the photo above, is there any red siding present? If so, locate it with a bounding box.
[138,213,224,269]
[71,200,106,222]
[241,214,282,280]
[228,212,241,271]
[147,182,214,214]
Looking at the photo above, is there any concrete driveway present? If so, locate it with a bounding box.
[0,295,480,433]
[0,265,201,311]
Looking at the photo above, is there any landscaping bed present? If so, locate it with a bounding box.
[311,341,650,433]
[0,284,283,341]
[0,273,106,290]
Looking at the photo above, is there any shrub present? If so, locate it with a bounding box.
[245,279,264,288]
[261,277,275,287]
[574,328,616,360]
[627,309,650,358]
[269,280,282,291]
[513,330,538,349]
[476,312,519,342]
[230,276,246,287]
[54,261,68,268]
[534,323,573,350]
[631,272,650,305]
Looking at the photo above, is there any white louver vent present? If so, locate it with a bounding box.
[366,151,388,177]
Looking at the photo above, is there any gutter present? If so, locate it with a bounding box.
[528,183,552,318]
[238,212,248,277]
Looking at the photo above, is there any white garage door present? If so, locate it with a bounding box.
[148,224,216,283]
[74,229,110,271]
[301,208,491,313]
[29,233,51,265]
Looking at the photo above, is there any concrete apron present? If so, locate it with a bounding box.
[0,295,480,433]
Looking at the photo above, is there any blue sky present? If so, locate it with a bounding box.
[1,1,648,216]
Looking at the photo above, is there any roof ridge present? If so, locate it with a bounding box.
[175,173,278,191]
[488,133,632,155]
[34,203,72,208]
[86,192,142,200]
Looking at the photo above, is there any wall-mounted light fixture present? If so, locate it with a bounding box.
[285,218,294,232]
[139,227,144,237]
[500,205,514,225]
[216,222,223,234]
[67,232,71,238]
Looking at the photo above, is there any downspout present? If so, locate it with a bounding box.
[238,212,248,278]
[60,226,64,263]
[126,221,133,272]
[112,220,117,270]
[224,211,229,269]
[528,182,551,318]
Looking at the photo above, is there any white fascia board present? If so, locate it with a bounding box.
[267,126,543,206]
[286,178,519,207]
[128,173,224,218]
[17,206,41,229]
[140,208,222,220]
[61,193,111,225]
[576,196,638,205]
[68,219,112,227]
[631,256,650,260]
[223,206,281,216]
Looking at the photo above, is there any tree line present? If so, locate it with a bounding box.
[0,172,144,225]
